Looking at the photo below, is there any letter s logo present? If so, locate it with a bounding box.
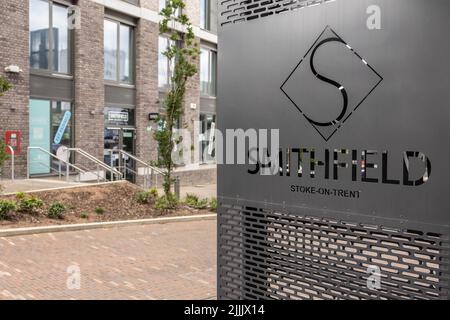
[307,37,348,127]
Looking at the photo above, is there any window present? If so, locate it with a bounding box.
[158,36,175,89]
[29,0,71,74]
[200,47,217,97]
[200,0,217,33]
[29,99,73,175]
[104,19,134,84]
[159,0,181,16]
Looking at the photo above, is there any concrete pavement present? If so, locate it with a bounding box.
[0,219,217,300]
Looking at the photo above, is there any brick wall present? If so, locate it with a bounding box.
[140,0,159,12]
[183,37,201,165]
[73,0,105,169]
[185,0,201,27]
[135,18,160,175]
[0,0,29,179]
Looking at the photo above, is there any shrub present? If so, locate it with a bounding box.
[15,192,26,200]
[155,193,178,211]
[185,194,208,210]
[95,207,105,215]
[135,191,150,204]
[18,195,44,214]
[136,188,159,205]
[149,188,159,199]
[209,198,218,212]
[48,202,65,219]
[0,200,16,220]
[80,212,89,219]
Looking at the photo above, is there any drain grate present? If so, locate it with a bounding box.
[219,0,336,26]
[218,202,450,299]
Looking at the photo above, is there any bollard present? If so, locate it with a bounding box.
[174,177,180,200]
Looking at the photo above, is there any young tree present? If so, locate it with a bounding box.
[155,0,200,206]
[0,76,12,97]
[0,76,12,185]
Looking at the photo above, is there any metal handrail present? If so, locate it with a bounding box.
[68,161,108,183]
[117,150,166,176]
[68,148,123,181]
[6,146,14,181]
[110,149,166,188]
[27,146,86,181]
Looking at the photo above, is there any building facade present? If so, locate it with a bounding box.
[0,0,217,185]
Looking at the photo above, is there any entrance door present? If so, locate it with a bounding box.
[104,128,136,182]
[200,114,216,163]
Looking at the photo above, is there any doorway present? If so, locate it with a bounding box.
[104,127,136,182]
[199,114,216,164]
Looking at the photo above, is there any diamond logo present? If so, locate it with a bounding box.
[281,26,383,141]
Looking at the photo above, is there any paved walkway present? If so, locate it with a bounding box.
[0,179,91,194]
[0,219,216,300]
[178,184,217,200]
[1,179,217,201]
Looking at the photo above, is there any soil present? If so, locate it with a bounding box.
[0,181,214,229]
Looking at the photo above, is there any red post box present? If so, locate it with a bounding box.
[5,130,20,155]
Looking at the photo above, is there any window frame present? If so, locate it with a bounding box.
[200,0,211,31]
[200,45,218,98]
[29,0,74,77]
[104,17,136,86]
[158,35,180,91]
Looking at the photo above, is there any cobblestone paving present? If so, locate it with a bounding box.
[0,219,216,300]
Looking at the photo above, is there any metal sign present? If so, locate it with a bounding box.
[108,111,129,123]
[218,0,450,300]
[54,111,71,144]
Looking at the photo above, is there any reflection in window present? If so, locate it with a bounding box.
[200,47,217,96]
[104,19,134,84]
[200,0,218,33]
[158,36,175,89]
[52,3,70,73]
[104,20,118,81]
[200,0,209,30]
[120,24,133,83]
[29,0,71,74]
[29,0,50,70]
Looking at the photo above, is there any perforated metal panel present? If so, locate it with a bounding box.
[218,0,450,300]
[218,202,450,299]
[220,0,335,26]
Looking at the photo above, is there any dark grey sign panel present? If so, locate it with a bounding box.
[218,0,450,300]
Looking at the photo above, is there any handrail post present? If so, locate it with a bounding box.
[7,146,15,181]
[110,149,113,181]
[66,150,70,182]
[27,147,30,179]
[58,161,62,180]
[144,168,148,189]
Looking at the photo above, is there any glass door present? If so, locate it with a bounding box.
[29,99,51,175]
[200,114,216,163]
[104,127,135,182]
[121,129,136,182]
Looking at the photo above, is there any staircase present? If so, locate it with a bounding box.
[27,147,165,189]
